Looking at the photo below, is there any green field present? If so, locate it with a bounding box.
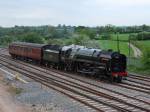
[111,34,130,41]
[136,40,150,48]
[111,33,137,41]
[99,40,133,56]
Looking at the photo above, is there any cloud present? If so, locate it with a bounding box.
[84,0,150,6]
[0,0,150,27]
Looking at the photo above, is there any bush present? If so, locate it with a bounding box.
[129,34,137,40]
[20,32,45,44]
[47,39,64,45]
[101,33,111,40]
[0,35,17,46]
[142,47,150,69]
[84,40,100,48]
[64,34,100,48]
[66,34,90,45]
[136,32,150,40]
[132,41,150,69]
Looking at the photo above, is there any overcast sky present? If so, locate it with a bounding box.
[0,0,150,27]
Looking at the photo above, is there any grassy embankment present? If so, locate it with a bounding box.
[128,40,150,75]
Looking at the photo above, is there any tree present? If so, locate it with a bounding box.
[47,39,63,45]
[73,34,90,45]
[101,33,111,40]
[136,32,150,40]
[75,26,97,39]
[141,24,149,31]
[21,32,44,43]
[129,34,137,40]
[105,24,116,33]
[0,35,16,46]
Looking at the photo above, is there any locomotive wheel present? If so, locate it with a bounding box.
[116,76,122,83]
[109,76,114,83]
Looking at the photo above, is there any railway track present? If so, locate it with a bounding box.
[1,54,150,96]
[128,76,150,82]
[122,82,150,91]
[126,78,150,86]
[0,48,6,52]
[0,54,150,112]
[1,53,150,94]
[129,74,150,80]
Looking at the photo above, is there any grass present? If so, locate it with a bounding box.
[128,40,150,75]
[7,85,23,95]
[96,33,137,41]
[99,40,133,56]
[136,40,150,48]
[111,34,130,41]
[111,33,138,41]
[0,45,6,48]
[128,65,150,76]
[131,40,150,55]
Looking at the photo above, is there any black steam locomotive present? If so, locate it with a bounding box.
[9,42,127,82]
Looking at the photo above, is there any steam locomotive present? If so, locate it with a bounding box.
[9,42,127,82]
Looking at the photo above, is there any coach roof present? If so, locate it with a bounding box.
[10,42,47,48]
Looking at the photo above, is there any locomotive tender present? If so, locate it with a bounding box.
[9,42,127,82]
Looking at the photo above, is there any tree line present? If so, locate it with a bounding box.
[0,24,150,46]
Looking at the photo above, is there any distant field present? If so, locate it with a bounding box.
[111,34,130,41]
[99,40,133,56]
[98,33,136,41]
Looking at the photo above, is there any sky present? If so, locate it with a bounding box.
[0,0,150,27]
